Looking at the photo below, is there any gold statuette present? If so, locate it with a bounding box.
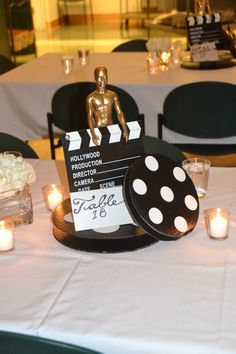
[194,0,211,16]
[86,67,128,145]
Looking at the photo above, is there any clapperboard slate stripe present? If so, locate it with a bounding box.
[186,13,224,50]
[62,120,144,193]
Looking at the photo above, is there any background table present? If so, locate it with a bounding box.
[1,52,236,143]
[1,159,236,354]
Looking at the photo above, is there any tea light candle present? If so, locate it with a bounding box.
[204,208,230,240]
[161,51,170,64]
[210,209,228,238]
[0,221,14,252]
[48,188,63,210]
[43,184,64,211]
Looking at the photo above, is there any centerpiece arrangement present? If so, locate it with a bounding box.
[146,37,172,55]
[50,66,199,253]
[146,37,182,73]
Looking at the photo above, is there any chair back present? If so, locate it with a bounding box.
[160,81,236,139]
[0,55,16,75]
[0,132,39,158]
[50,82,143,131]
[112,39,147,52]
[0,330,101,354]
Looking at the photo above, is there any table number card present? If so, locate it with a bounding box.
[191,42,219,62]
[70,186,132,231]
[186,13,225,51]
[62,120,144,231]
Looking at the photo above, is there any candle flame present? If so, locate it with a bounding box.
[0,220,6,228]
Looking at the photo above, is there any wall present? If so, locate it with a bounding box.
[31,0,154,30]
[31,0,58,30]
[31,0,177,30]
[31,0,46,30]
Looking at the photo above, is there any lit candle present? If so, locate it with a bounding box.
[204,208,230,240]
[0,221,14,252]
[47,185,63,210]
[210,209,228,238]
[161,51,170,64]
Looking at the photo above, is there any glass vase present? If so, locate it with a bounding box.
[0,184,33,227]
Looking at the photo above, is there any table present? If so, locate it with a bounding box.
[1,159,236,354]
[1,52,236,143]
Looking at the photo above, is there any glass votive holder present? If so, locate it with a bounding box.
[0,220,14,252]
[78,48,90,65]
[43,184,64,211]
[159,50,171,65]
[204,208,230,240]
[61,55,74,74]
[182,158,211,198]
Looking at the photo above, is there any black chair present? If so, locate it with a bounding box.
[112,39,147,52]
[0,132,39,158]
[47,82,144,159]
[143,136,186,163]
[0,55,16,75]
[158,81,236,156]
[0,330,101,354]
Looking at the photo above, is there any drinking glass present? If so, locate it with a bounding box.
[61,55,74,74]
[170,41,182,65]
[78,48,90,65]
[182,158,211,198]
[146,52,159,75]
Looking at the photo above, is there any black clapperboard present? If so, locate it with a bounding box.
[186,13,225,61]
[62,120,144,231]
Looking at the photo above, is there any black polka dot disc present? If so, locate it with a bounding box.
[123,154,199,241]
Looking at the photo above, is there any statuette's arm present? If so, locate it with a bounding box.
[86,97,100,145]
[113,94,128,142]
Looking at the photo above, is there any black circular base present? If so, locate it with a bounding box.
[52,199,158,253]
[181,59,236,70]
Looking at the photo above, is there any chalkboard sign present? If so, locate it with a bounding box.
[62,120,144,231]
[186,13,225,50]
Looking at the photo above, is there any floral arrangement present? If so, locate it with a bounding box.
[146,37,172,53]
[0,153,35,196]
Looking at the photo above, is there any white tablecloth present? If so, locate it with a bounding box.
[0,159,236,354]
[1,52,236,143]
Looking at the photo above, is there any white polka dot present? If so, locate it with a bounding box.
[173,167,186,182]
[133,179,147,195]
[149,208,163,224]
[185,195,198,211]
[160,186,174,202]
[145,156,159,171]
[174,216,188,233]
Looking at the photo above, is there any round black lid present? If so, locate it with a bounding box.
[123,154,199,241]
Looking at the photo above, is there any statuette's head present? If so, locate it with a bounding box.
[94,67,108,89]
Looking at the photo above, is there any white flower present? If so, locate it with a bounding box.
[0,153,35,197]
[146,37,172,52]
